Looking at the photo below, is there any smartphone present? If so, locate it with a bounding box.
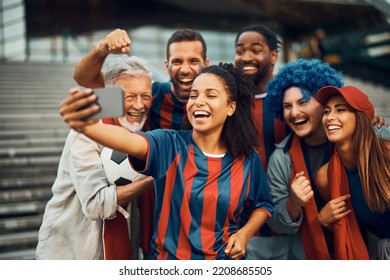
[82,87,125,120]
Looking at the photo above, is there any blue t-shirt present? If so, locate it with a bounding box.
[346,167,390,239]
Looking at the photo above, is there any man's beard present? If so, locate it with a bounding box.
[243,62,272,89]
[171,80,191,100]
[252,72,263,87]
[252,65,271,87]
[117,115,147,132]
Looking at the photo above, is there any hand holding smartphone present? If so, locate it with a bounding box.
[82,87,125,120]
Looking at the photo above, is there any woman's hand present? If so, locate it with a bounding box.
[224,231,249,260]
[372,114,388,128]
[59,87,100,132]
[318,194,351,229]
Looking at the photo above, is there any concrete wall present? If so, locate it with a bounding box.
[0,0,26,61]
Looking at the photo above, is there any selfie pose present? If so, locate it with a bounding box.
[60,63,274,260]
[73,28,211,258]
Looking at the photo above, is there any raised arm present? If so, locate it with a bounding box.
[225,210,269,259]
[73,29,131,88]
[60,87,148,161]
[82,122,147,161]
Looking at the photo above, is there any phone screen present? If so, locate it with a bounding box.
[83,87,125,120]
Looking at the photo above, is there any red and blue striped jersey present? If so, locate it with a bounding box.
[145,82,187,131]
[251,94,289,238]
[139,81,188,255]
[253,94,289,170]
[130,129,274,260]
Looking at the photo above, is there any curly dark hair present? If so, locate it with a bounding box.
[266,59,344,120]
[235,24,281,52]
[200,63,259,158]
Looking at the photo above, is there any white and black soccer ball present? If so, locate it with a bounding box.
[100,147,146,186]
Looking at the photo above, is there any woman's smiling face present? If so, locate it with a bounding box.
[322,95,356,145]
[186,73,236,135]
[283,86,326,144]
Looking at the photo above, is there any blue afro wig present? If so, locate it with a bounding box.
[266,59,344,120]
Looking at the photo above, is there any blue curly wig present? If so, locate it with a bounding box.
[266,59,344,120]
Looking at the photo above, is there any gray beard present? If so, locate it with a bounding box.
[117,115,147,132]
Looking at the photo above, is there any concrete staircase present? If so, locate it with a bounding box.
[342,76,390,122]
[0,62,76,259]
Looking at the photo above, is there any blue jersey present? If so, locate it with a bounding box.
[130,129,274,260]
[251,95,289,238]
[145,82,187,131]
[346,167,390,239]
[139,81,188,254]
[254,95,289,170]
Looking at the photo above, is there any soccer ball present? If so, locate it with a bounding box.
[100,147,146,186]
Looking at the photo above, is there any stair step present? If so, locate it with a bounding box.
[0,129,69,140]
[0,187,52,203]
[0,231,38,248]
[0,123,67,131]
[0,175,56,189]
[0,113,63,121]
[0,215,43,232]
[0,248,36,260]
[0,105,62,111]
[0,201,47,217]
[0,146,63,158]
[0,155,61,168]
[0,84,73,90]
[0,94,64,99]
[0,166,58,179]
[0,138,65,148]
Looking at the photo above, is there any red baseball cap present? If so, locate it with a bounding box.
[315,85,375,120]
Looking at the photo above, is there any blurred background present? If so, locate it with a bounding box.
[0,0,389,260]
